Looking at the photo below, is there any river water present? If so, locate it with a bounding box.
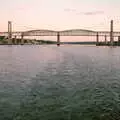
[0,45,120,120]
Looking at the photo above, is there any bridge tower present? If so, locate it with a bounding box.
[110,20,114,46]
[8,21,12,44]
[57,32,60,46]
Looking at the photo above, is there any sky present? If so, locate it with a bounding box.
[0,0,120,32]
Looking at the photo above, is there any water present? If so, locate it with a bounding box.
[0,45,120,120]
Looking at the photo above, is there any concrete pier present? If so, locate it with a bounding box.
[21,33,24,45]
[57,32,60,46]
[14,36,17,44]
[118,36,120,42]
[96,32,99,45]
[105,35,107,44]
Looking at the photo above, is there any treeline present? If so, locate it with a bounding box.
[0,36,5,41]
[37,40,57,44]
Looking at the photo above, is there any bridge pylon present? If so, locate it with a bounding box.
[110,20,114,46]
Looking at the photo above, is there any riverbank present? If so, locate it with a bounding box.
[96,41,120,46]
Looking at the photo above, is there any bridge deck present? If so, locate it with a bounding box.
[1,30,120,37]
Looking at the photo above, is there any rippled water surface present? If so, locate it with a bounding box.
[0,45,120,120]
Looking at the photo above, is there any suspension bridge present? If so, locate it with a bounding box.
[0,20,120,46]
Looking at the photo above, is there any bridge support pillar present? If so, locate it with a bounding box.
[118,36,120,42]
[14,36,17,44]
[21,33,24,45]
[57,32,60,46]
[110,20,114,46]
[118,36,120,45]
[105,35,107,44]
[8,21,12,44]
[96,32,99,45]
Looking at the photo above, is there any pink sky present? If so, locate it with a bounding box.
[0,0,120,41]
[0,0,120,31]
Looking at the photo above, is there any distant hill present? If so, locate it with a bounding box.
[37,40,96,45]
[61,41,96,44]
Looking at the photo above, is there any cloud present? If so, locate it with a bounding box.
[79,11,104,15]
[64,8,76,12]
[64,8,104,15]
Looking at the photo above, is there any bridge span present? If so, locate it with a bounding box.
[0,20,120,45]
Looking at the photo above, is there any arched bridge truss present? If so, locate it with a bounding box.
[1,29,120,37]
